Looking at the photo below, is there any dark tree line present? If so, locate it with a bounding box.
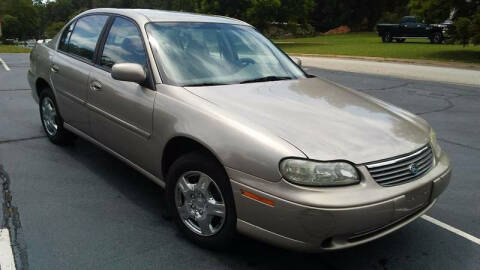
[1,0,479,44]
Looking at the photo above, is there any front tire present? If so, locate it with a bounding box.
[166,152,237,250]
[431,32,443,44]
[39,87,75,145]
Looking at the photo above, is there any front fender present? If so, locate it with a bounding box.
[151,84,306,182]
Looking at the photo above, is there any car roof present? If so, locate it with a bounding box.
[81,8,250,26]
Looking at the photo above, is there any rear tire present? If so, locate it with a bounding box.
[39,87,75,145]
[382,32,393,43]
[396,38,406,43]
[166,152,237,250]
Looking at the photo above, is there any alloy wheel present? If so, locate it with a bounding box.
[41,97,58,136]
[174,171,226,236]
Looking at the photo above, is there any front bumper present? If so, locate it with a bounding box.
[228,151,451,252]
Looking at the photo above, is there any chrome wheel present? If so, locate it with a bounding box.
[41,97,58,136]
[174,171,226,236]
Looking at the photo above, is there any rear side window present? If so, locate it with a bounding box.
[67,15,109,61]
[100,17,147,68]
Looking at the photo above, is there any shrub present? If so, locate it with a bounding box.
[263,22,315,38]
[455,17,472,47]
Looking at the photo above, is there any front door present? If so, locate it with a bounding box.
[87,16,155,170]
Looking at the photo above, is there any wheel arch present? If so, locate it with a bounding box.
[161,135,226,179]
[35,77,51,97]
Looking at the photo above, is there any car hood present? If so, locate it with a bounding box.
[185,78,430,164]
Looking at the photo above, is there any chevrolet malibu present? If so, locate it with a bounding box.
[28,8,451,251]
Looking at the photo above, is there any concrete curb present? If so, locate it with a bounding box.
[294,55,480,87]
[289,53,480,71]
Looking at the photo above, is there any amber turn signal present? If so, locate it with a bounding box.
[241,190,275,206]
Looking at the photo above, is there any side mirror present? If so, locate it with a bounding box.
[291,57,302,67]
[111,63,146,83]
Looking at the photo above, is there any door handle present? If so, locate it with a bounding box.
[51,64,59,73]
[90,81,102,91]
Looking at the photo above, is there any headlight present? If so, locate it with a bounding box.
[280,159,360,187]
[430,129,442,159]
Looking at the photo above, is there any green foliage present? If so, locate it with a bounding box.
[471,10,480,45]
[45,21,66,39]
[1,0,39,39]
[246,0,281,30]
[1,14,20,39]
[455,17,472,47]
[311,0,410,32]
[409,0,454,23]
[0,0,478,46]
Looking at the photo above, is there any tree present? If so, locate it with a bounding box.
[471,9,480,45]
[1,14,20,39]
[310,0,410,32]
[45,21,66,38]
[0,0,38,39]
[409,0,455,23]
[246,0,281,29]
[409,0,480,23]
[455,17,472,46]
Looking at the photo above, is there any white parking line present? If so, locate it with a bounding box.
[0,229,16,270]
[0,57,10,71]
[422,215,480,245]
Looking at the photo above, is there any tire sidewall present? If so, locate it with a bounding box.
[166,152,237,249]
[384,32,392,43]
[434,33,443,44]
[39,87,72,144]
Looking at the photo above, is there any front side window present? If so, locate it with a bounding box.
[67,15,109,60]
[146,23,306,86]
[100,17,147,68]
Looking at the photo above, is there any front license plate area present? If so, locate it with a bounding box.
[393,183,432,220]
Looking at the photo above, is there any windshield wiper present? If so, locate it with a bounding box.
[240,76,293,84]
[182,82,228,87]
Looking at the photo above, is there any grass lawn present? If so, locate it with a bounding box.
[0,45,31,53]
[274,32,480,64]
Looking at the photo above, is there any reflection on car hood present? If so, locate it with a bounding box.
[185,78,430,164]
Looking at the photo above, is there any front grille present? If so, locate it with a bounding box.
[366,145,434,187]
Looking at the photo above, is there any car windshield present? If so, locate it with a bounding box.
[146,22,306,86]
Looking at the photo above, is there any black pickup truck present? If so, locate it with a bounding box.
[377,16,451,44]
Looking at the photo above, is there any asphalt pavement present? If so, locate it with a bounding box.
[0,53,479,270]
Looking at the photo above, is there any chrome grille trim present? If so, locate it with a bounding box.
[366,145,434,187]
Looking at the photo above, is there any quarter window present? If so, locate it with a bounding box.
[58,22,75,52]
[67,15,109,60]
[100,17,146,68]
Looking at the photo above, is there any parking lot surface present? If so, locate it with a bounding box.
[0,53,479,269]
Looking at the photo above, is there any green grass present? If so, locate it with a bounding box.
[0,45,31,53]
[274,32,480,64]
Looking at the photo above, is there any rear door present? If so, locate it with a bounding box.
[51,14,109,133]
[87,16,156,170]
